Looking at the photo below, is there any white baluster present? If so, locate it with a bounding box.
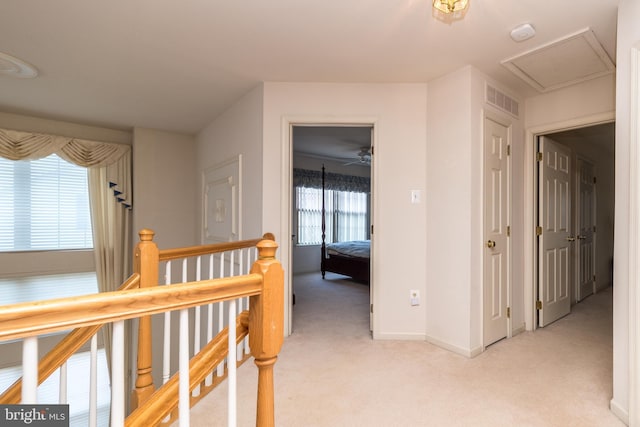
[89,334,98,427]
[163,261,173,385]
[217,253,225,378]
[59,362,67,404]
[179,308,190,427]
[110,321,125,427]
[245,248,252,355]
[228,299,237,427]
[237,249,244,361]
[193,256,201,397]
[206,254,215,386]
[22,336,38,403]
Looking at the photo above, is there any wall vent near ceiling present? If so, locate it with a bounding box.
[486,84,519,118]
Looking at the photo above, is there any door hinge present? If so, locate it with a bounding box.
[371,146,374,156]
[370,304,373,313]
[507,225,511,237]
[536,300,542,310]
[536,226,542,236]
[537,152,543,162]
[593,176,597,184]
[593,274,596,282]
[506,307,511,319]
[507,145,511,156]
[371,225,374,234]
[593,226,596,233]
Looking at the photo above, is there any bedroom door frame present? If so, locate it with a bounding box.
[281,116,378,336]
[523,112,615,332]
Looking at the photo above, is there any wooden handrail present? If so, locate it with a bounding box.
[126,312,250,427]
[0,273,141,405]
[158,232,275,261]
[0,275,263,341]
[0,231,283,426]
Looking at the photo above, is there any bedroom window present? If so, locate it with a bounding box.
[296,187,368,245]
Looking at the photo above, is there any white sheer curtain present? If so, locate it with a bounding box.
[0,126,132,369]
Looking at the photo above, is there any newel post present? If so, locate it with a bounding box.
[249,239,284,427]
[131,229,159,410]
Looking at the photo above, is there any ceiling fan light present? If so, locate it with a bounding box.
[432,0,469,14]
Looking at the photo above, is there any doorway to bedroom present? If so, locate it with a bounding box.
[532,122,615,329]
[290,124,373,334]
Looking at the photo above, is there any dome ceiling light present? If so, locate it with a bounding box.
[432,0,469,14]
[0,52,38,78]
[432,0,469,21]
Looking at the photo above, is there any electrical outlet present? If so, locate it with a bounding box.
[410,290,420,306]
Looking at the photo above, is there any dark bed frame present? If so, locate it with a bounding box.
[320,165,370,283]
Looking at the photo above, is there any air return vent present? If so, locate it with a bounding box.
[486,84,520,118]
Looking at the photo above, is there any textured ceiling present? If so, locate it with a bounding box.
[0,0,619,134]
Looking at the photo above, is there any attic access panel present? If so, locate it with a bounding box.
[501,28,615,93]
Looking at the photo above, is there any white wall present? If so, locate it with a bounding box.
[262,82,428,340]
[426,68,473,353]
[612,0,640,421]
[525,75,615,128]
[426,66,525,356]
[132,128,197,249]
[196,84,264,241]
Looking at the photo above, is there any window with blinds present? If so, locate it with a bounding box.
[296,187,368,245]
[0,154,93,251]
[0,153,96,300]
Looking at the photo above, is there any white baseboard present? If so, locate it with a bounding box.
[373,332,426,341]
[424,335,481,358]
[511,323,526,336]
[610,398,629,425]
[374,332,483,358]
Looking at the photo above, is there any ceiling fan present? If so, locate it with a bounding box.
[343,147,371,166]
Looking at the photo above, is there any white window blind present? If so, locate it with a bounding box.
[0,154,93,252]
[296,187,367,245]
[0,272,98,305]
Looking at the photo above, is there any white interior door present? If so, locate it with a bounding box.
[538,136,572,327]
[576,158,596,301]
[483,117,509,346]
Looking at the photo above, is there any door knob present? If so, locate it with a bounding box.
[566,236,576,242]
[486,240,496,249]
[577,235,586,240]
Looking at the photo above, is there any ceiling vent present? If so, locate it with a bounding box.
[486,84,519,118]
[501,28,615,93]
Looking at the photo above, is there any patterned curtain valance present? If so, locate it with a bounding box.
[0,127,132,208]
[293,168,371,193]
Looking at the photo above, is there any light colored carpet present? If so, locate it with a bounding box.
[186,272,624,427]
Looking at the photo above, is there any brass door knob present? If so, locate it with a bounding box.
[566,236,576,242]
[486,240,496,249]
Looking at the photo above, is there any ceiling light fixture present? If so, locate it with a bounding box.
[0,52,38,78]
[432,0,469,14]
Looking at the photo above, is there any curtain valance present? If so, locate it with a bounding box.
[293,168,370,193]
[0,127,132,208]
